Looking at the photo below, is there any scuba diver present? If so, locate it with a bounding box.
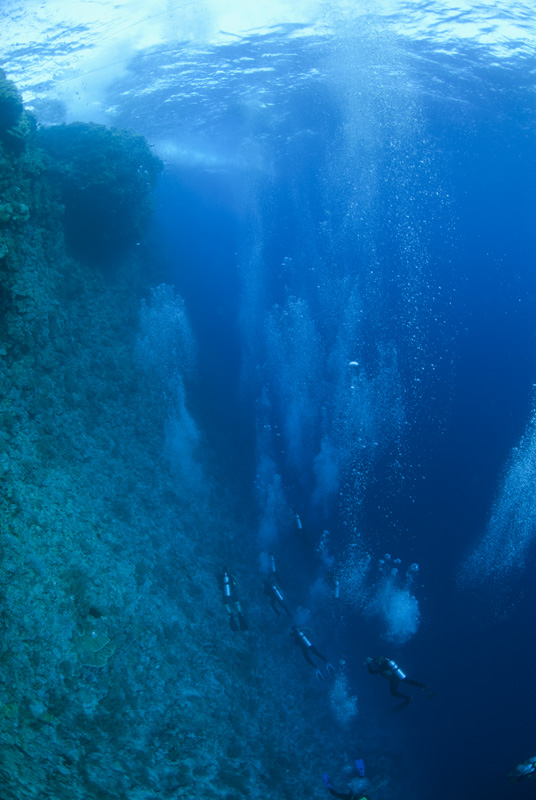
[365,656,436,711]
[219,567,248,632]
[263,554,292,620]
[291,626,335,681]
[322,762,369,800]
[294,512,309,545]
[509,756,536,782]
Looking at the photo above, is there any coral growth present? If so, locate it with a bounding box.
[0,69,37,156]
[74,631,116,668]
[38,121,163,261]
[0,69,23,133]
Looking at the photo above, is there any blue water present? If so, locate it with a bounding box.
[147,33,536,796]
[3,2,536,798]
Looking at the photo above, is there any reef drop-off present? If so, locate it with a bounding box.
[0,71,378,800]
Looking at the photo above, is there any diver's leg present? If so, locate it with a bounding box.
[390,679,410,701]
[310,645,327,663]
[301,648,317,668]
[404,678,426,690]
[280,600,292,617]
[405,678,436,697]
[327,787,352,799]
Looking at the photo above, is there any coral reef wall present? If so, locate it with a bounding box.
[0,71,377,800]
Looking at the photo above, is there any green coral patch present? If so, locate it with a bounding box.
[74,631,116,668]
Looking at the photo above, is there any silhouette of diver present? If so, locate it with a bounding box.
[365,656,435,710]
[264,575,292,619]
[291,626,335,681]
[219,567,248,631]
[323,774,369,800]
[263,555,292,619]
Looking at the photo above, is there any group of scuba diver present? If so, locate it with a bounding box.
[219,536,442,800]
[220,526,536,795]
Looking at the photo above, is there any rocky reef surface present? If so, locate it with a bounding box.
[0,69,390,800]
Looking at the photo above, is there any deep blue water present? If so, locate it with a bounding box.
[4,3,536,798]
[146,34,536,800]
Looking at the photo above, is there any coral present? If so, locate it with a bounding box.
[0,69,23,134]
[74,630,116,668]
[0,202,30,224]
[37,121,163,261]
[0,69,36,155]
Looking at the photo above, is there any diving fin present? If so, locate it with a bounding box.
[238,612,248,631]
[393,698,411,712]
[355,759,365,777]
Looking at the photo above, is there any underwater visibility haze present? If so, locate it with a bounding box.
[1,1,536,798]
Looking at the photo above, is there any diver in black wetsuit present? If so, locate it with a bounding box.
[264,575,292,619]
[263,554,292,619]
[326,788,369,800]
[365,656,435,710]
[291,626,335,681]
[219,567,248,632]
[323,775,369,800]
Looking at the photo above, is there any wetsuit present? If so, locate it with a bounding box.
[367,657,431,708]
[220,571,238,606]
[292,627,328,667]
[264,575,291,619]
[327,787,369,800]
[219,569,247,631]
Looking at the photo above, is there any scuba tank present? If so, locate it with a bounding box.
[223,571,232,598]
[270,553,277,573]
[295,628,312,648]
[273,582,284,602]
[334,579,340,599]
[384,658,406,680]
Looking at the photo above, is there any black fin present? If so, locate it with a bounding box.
[238,613,248,631]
